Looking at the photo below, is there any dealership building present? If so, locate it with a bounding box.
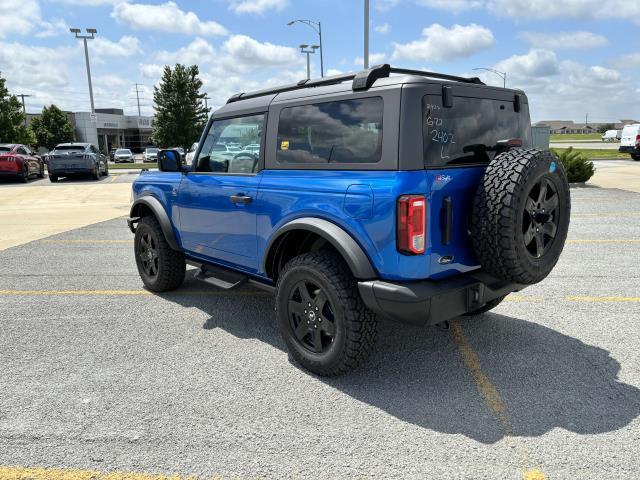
[27,108,155,153]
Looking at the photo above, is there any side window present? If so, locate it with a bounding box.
[195,114,265,173]
[90,145,98,154]
[17,147,28,155]
[276,97,383,165]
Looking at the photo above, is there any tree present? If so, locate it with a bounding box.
[152,64,208,151]
[30,104,75,150]
[599,123,615,133]
[0,76,32,145]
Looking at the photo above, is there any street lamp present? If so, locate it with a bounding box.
[299,45,320,80]
[70,27,97,113]
[472,67,507,88]
[288,19,323,77]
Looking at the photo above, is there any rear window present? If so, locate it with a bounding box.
[422,95,531,167]
[0,146,12,153]
[54,145,85,152]
[276,97,383,165]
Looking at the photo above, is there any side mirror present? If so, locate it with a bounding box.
[158,149,182,172]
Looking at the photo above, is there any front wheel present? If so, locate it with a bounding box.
[20,165,29,183]
[276,251,377,376]
[632,155,640,161]
[134,215,186,292]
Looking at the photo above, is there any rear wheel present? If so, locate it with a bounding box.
[19,165,29,183]
[92,164,100,180]
[49,175,58,183]
[472,149,571,285]
[632,155,640,161]
[276,251,377,376]
[134,215,185,292]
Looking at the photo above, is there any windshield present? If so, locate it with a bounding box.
[116,149,131,154]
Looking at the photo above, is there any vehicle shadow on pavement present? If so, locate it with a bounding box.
[163,278,640,444]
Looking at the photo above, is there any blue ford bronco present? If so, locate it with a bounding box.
[128,65,570,376]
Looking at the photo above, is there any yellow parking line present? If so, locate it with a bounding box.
[451,321,547,480]
[0,289,269,297]
[566,239,640,244]
[39,239,131,244]
[108,175,118,183]
[0,465,205,480]
[566,295,640,303]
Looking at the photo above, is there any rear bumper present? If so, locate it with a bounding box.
[619,146,639,154]
[358,271,523,326]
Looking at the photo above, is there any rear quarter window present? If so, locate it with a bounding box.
[276,97,383,165]
[423,95,532,167]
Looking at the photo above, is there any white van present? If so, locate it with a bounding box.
[619,124,640,160]
[601,129,619,142]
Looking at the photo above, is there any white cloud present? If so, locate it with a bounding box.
[416,0,484,12]
[92,36,143,57]
[487,0,640,22]
[229,0,288,14]
[392,23,494,62]
[613,52,640,69]
[375,0,400,11]
[326,68,344,76]
[375,22,391,34]
[154,38,216,65]
[220,35,301,70]
[140,64,166,79]
[111,2,228,36]
[494,48,559,79]
[0,0,66,38]
[520,31,608,49]
[354,53,386,67]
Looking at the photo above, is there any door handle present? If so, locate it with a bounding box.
[230,194,252,205]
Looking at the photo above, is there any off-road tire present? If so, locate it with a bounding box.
[463,296,505,316]
[134,215,185,292]
[276,251,377,376]
[471,149,570,285]
[49,175,58,183]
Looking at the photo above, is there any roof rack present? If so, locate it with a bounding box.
[226,64,485,104]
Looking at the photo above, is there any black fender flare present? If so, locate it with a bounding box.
[263,217,377,280]
[128,195,181,251]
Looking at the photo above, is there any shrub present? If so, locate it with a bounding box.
[551,147,595,183]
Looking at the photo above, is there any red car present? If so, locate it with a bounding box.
[0,144,45,182]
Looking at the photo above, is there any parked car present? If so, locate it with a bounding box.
[127,64,571,376]
[0,144,45,182]
[244,144,261,154]
[143,147,159,163]
[619,124,640,160]
[47,142,109,182]
[601,130,620,142]
[114,148,134,163]
[186,142,199,164]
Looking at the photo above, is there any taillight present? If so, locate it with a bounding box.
[397,195,426,255]
[0,156,16,162]
[635,135,640,148]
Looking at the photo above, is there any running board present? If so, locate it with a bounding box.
[194,265,247,290]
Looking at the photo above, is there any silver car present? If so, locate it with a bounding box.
[114,148,134,163]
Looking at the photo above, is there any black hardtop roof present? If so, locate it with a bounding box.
[226,64,486,105]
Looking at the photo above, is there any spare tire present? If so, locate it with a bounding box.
[471,149,570,285]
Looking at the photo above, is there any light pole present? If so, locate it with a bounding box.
[288,20,324,77]
[472,67,506,88]
[16,94,32,126]
[70,27,97,113]
[364,0,369,68]
[299,44,319,80]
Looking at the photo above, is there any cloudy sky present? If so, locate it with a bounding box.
[1,0,639,123]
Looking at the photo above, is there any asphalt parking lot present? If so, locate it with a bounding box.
[1,180,639,479]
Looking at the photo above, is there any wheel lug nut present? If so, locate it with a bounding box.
[308,303,311,307]
[304,310,307,314]
[314,325,317,329]
[315,307,318,311]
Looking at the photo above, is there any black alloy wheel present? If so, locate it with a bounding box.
[287,279,336,354]
[20,165,29,183]
[138,232,159,278]
[523,177,559,258]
